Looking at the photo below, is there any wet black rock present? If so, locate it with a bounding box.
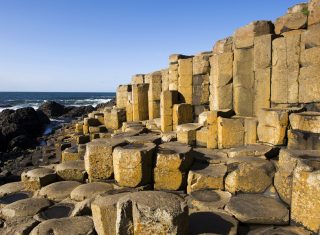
[8,135,37,150]
[38,101,66,118]
[62,105,95,118]
[0,107,49,151]
[39,101,96,119]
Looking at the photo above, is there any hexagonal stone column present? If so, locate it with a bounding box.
[177,123,202,145]
[21,168,57,191]
[187,162,227,193]
[91,193,130,235]
[225,194,289,225]
[289,111,320,133]
[70,182,114,201]
[92,191,189,235]
[120,191,189,234]
[188,189,231,211]
[154,142,193,190]
[0,182,25,198]
[55,160,86,182]
[1,198,52,219]
[291,155,320,233]
[113,143,156,187]
[30,216,95,235]
[84,138,125,182]
[39,181,81,202]
[225,158,275,194]
[62,146,81,162]
[257,107,303,145]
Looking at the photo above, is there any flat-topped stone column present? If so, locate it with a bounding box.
[172,103,193,130]
[218,117,244,148]
[161,68,169,91]
[106,108,126,130]
[160,90,179,132]
[113,143,156,187]
[291,155,320,233]
[92,191,189,235]
[274,149,319,205]
[84,138,125,182]
[147,71,162,120]
[177,123,202,146]
[257,107,304,145]
[169,54,191,91]
[178,57,193,104]
[131,74,145,84]
[116,84,132,109]
[21,168,57,191]
[206,109,235,149]
[225,194,289,225]
[154,142,193,190]
[210,38,233,111]
[132,84,149,121]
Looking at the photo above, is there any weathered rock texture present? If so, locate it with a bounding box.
[2,1,320,235]
[113,143,156,187]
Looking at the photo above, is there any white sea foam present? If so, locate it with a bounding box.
[0,98,112,112]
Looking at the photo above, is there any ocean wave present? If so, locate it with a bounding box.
[0,98,111,112]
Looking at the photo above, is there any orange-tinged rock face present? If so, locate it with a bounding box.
[274,12,307,34]
[113,143,155,187]
[308,0,320,26]
[291,160,320,232]
[233,20,273,49]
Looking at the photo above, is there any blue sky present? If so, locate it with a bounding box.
[0,0,303,92]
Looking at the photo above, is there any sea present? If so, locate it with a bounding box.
[0,92,116,113]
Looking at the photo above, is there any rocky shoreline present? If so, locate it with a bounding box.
[0,0,320,234]
[0,99,115,185]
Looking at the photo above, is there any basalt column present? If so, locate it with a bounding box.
[233,21,274,116]
[210,37,234,111]
[178,57,193,104]
[116,85,132,109]
[160,90,179,132]
[132,83,149,121]
[147,71,162,120]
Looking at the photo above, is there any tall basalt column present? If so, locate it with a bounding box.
[178,57,193,104]
[299,24,320,103]
[113,143,156,187]
[84,139,126,182]
[291,156,320,233]
[131,74,145,84]
[253,34,272,115]
[160,90,179,132]
[233,47,254,116]
[233,20,273,116]
[192,52,211,106]
[271,30,303,106]
[132,83,149,121]
[169,54,189,91]
[147,71,162,120]
[116,85,131,109]
[161,68,169,91]
[172,103,193,130]
[154,142,193,191]
[210,37,233,111]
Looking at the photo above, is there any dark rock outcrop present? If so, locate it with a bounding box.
[0,107,49,151]
[38,101,96,119]
[8,135,38,150]
[38,101,66,118]
[62,106,95,118]
[95,98,116,110]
